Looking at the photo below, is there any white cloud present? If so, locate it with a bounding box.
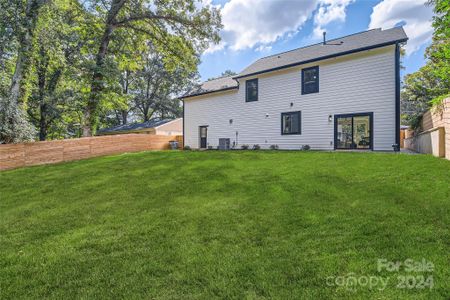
[369,0,433,55]
[222,0,319,51]
[204,0,320,53]
[313,0,355,38]
[255,45,272,52]
[204,0,355,54]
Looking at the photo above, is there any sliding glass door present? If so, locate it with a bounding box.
[335,113,373,150]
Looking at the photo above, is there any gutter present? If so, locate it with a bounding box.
[180,86,238,100]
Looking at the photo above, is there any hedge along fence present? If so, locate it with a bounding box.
[0,134,182,171]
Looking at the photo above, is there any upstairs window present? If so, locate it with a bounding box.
[302,66,319,94]
[281,111,301,135]
[246,79,258,102]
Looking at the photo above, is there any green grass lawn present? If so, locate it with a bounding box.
[0,151,449,299]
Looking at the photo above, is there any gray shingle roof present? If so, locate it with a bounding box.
[97,118,175,135]
[183,27,407,99]
[236,27,407,78]
[183,76,238,98]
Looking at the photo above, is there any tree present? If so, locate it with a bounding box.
[207,69,237,81]
[0,0,50,143]
[401,65,444,125]
[426,0,450,104]
[26,1,86,140]
[9,0,50,105]
[82,0,222,136]
[401,0,449,128]
[131,48,196,122]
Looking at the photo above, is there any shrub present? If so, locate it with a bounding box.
[252,144,261,150]
[207,145,213,150]
[241,144,249,150]
[430,93,450,108]
[301,144,311,151]
[183,145,191,150]
[269,144,279,150]
[409,115,423,131]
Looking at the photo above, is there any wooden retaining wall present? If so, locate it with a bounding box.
[404,98,450,159]
[0,134,182,171]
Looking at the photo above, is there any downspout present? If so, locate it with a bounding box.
[182,99,185,149]
[394,43,400,151]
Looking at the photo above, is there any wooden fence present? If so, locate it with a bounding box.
[404,98,450,159]
[0,134,182,171]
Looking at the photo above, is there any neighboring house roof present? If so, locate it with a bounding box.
[97,118,178,135]
[182,27,407,99]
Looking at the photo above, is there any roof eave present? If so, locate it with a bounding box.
[180,86,239,100]
[233,38,408,80]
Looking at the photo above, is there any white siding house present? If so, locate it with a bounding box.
[182,28,408,151]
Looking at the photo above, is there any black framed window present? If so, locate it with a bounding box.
[281,111,301,135]
[246,79,258,102]
[302,66,319,94]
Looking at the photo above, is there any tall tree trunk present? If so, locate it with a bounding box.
[143,106,149,122]
[83,26,112,136]
[10,0,44,105]
[83,0,125,136]
[0,0,47,143]
[36,44,47,141]
[39,103,47,141]
[37,75,47,141]
[121,70,129,124]
[121,110,128,124]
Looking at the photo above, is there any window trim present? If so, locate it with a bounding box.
[301,66,319,95]
[281,111,302,135]
[245,78,258,102]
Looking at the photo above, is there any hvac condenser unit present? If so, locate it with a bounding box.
[218,138,230,150]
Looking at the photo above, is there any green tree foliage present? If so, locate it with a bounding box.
[0,0,221,143]
[26,1,85,140]
[131,48,197,122]
[0,0,49,143]
[82,0,222,136]
[426,0,450,94]
[401,0,449,127]
[401,65,444,126]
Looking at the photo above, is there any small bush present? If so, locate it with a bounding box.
[252,144,261,150]
[301,144,311,151]
[269,144,279,150]
[207,146,213,150]
[183,145,191,151]
[241,144,249,150]
[409,115,423,131]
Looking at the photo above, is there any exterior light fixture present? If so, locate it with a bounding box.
[328,115,333,122]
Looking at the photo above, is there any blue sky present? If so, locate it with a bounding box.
[199,0,434,81]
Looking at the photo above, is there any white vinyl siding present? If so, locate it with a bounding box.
[184,46,396,151]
